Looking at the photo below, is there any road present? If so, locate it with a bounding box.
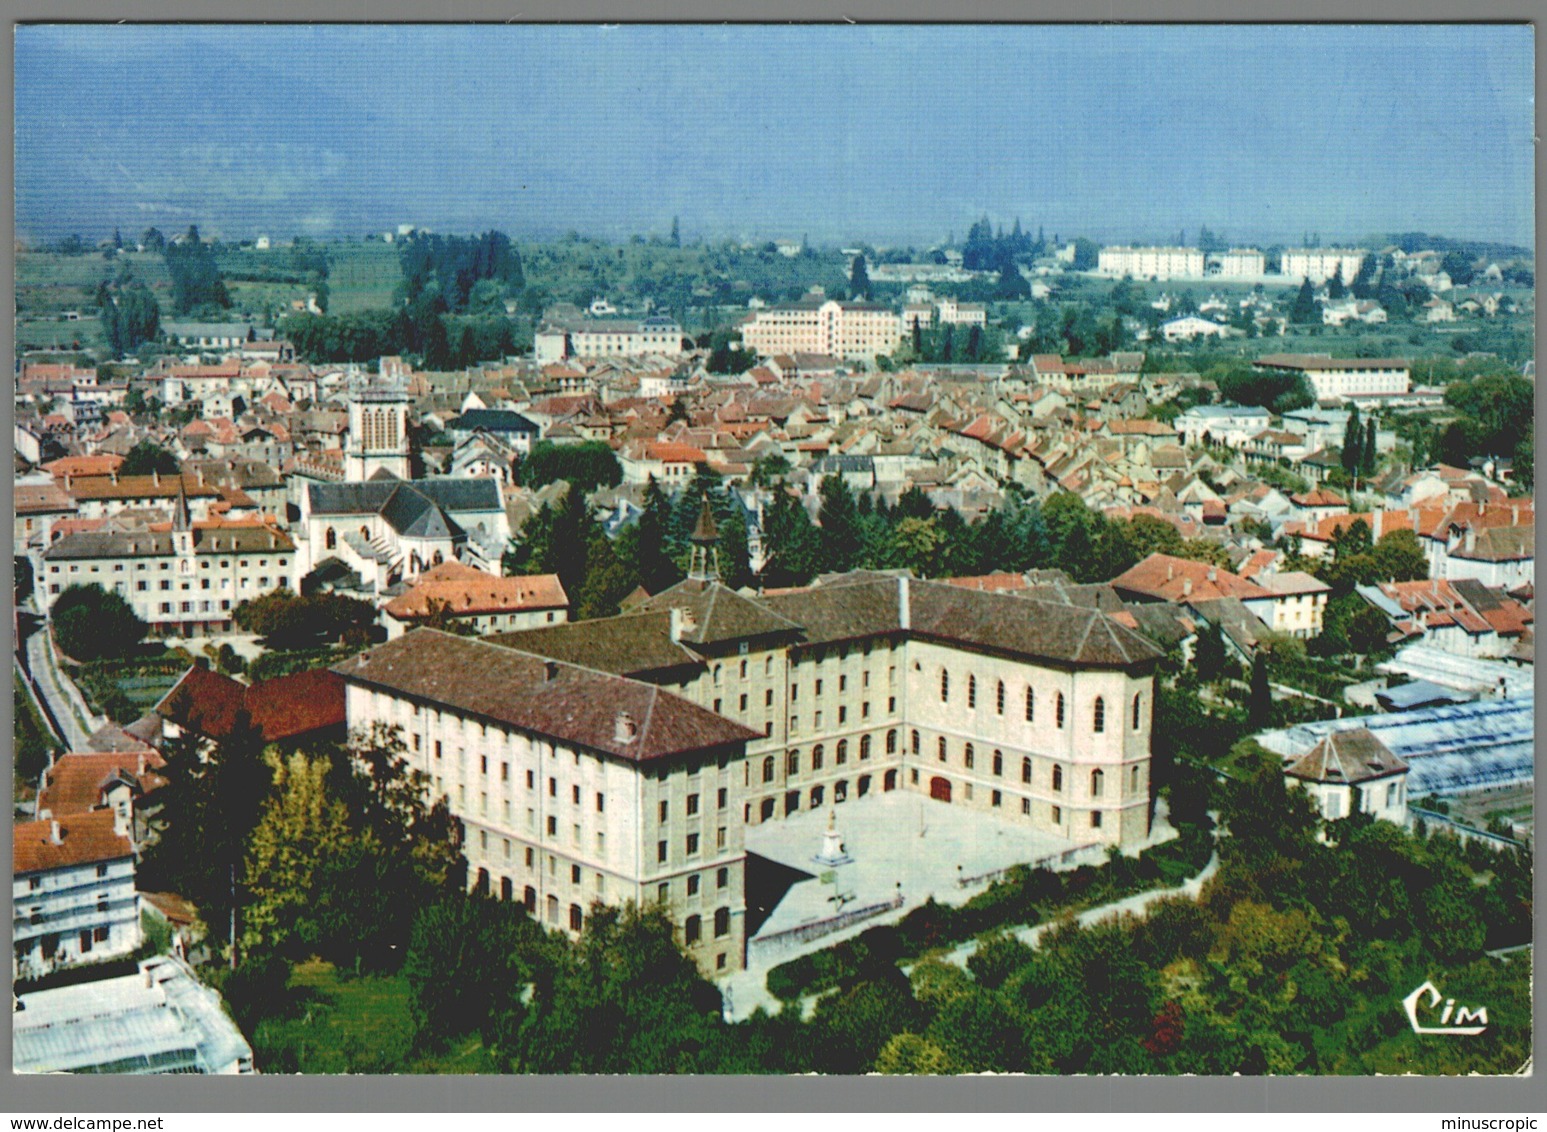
[19,613,100,751]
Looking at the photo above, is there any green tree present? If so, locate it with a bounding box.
[1369,528,1428,582]
[1194,621,1227,681]
[1290,278,1319,324]
[51,584,146,661]
[817,474,863,573]
[849,253,870,299]
[121,440,180,477]
[1248,652,1271,729]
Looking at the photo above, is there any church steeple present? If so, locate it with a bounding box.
[172,479,194,555]
[688,496,720,582]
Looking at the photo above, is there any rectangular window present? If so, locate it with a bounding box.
[717,827,727,849]
[687,793,700,816]
[686,833,700,856]
[658,841,668,863]
[659,800,669,823]
[546,816,557,837]
[596,792,605,813]
[717,788,727,810]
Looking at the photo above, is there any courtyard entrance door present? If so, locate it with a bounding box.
[929,776,952,803]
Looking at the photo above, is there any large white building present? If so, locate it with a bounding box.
[1098,246,1206,280]
[38,497,296,638]
[535,316,686,363]
[739,299,902,362]
[1253,354,1410,402]
[345,373,413,482]
[13,811,141,980]
[334,569,1164,975]
[1213,248,1266,278]
[1280,248,1366,284]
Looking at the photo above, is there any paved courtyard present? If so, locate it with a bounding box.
[720,790,1178,1020]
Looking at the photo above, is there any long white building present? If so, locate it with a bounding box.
[1098,246,1206,280]
[13,811,141,979]
[739,299,902,362]
[334,569,1164,975]
[1280,248,1366,284]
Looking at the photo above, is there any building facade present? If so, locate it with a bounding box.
[1214,249,1266,278]
[1280,249,1366,284]
[345,373,412,482]
[739,300,902,362]
[335,571,1163,975]
[13,811,141,980]
[1097,246,1206,280]
[1253,354,1410,401]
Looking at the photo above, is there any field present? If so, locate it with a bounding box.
[250,960,495,1074]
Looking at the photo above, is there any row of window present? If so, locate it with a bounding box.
[939,672,1142,733]
[908,730,1143,794]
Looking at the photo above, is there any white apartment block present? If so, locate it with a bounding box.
[335,572,1163,975]
[1214,249,1266,278]
[1253,354,1410,401]
[1280,248,1366,284]
[537,317,686,361]
[1098,246,1206,280]
[739,300,902,362]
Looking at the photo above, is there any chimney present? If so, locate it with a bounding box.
[1465,526,1476,553]
[613,711,638,743]
[1207,567,1217,582]
[137,754,146,777]
[898,574,911,630]
[1511,505,1520,524]
[152,470,159,487]
[50,820,62,845]
[1372,510,1383,539]
[1182,578,1192,597]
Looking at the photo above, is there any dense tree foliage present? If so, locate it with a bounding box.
[513,441,623,495]
[51,584,147,661]
[121,440,180,476]
[96,278,161,355]
[399,230,525,313]
[233,589,378,648]
[164,226,232,314]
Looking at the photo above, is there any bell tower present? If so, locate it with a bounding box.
[687,496,720,582]
[345,371,411,482]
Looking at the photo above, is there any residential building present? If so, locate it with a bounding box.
[1282,728,1409,824]
[154,666,347,748]
[1252,354,1410,401]
[1174,404,1272,448]
[739,299,902,362]
[1097,246,1205,280]
[1160,315,1229,343]
[1213,248,1266,278]
[382,561,569,638]
[13,811,140,979]
[1280,248,1366,284]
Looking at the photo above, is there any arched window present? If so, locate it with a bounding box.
[992,750,1003,777]
[812,744,825,770]
[963,743,975,770]
[835,779,848,802]
[886,729,898,754]
[1133,692,1142,730]
[324,527,336,550]
[685,915,702,945]
[1052,765,1064,793]
[359,525,370,542]
[940,669,950,702]
[762,755,775,783]
[1025,687,1035,721]
[836,739,848,765]
[1055,692,1065,729]
[500,877,513,901]
[1093,696,1106,733]
[810,785,824,808]
[714,907,731,938]
[570,904,584,932]
[967,674,977,708]
[1021,757,1031,784]
[740,659,748,679]
[996,680,1006,715]
[786,750,800,776]
[1091,768,1104,797]
[860,734,871,760]
[937,736,947,761]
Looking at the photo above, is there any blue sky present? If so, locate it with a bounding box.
[15,24,1536,248]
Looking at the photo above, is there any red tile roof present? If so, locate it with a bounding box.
[1112,553,1270,603]
[37,749,168,816]
[14,810,133,875]
[156,666,346,744]
[385,563,568,620]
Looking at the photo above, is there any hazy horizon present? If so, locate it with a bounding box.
[15,24,1536,252]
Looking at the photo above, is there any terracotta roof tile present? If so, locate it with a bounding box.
[14,810,133,875]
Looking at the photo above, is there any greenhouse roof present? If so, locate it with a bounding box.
[1255,695,1534,797]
